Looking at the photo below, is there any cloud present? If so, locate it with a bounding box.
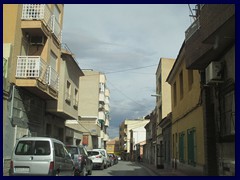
[62,4,192,139]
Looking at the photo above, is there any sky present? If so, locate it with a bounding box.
[62,4,196,139]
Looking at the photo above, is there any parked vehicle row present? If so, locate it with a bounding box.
[9,136,119,176]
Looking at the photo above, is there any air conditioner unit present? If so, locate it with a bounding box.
[205,61,223,84]
[30,36,44,45]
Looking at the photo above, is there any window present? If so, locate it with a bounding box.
[187,128,196,166]
[73,88,78,107]
[15,140,50,156]
[173,82,177,107]
[188,70,193,91]
[65,81,71,102]
[53,5,60,23]
[54,143,65,158]
[50,51,57,71]
[179,71,184,99]
[179,132,185,162]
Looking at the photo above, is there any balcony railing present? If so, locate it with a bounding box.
[22,4,62,43]
[16,56,59,91]
[185,17,200,41]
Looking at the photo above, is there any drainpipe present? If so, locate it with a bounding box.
[9,84,15,119]
[9,84,18,146]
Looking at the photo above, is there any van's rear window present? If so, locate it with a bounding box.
[15,141,50,155]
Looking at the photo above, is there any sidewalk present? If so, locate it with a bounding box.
[136,161,194,176]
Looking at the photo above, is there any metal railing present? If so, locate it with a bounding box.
[21,4,62,43]
[16,56,59,91]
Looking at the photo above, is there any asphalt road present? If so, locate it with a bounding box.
[91,160,158,176]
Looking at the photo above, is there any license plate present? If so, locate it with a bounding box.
[15,167,30,173]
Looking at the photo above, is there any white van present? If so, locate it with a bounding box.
[9,137,74,176]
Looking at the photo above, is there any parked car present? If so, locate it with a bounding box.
[92,149,109,169]
[108,154,114,166]
[87,150,105,170]
[65,145,93,176]
[9,137,74,176]
[109,154,118,164]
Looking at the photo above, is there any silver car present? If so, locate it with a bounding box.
[9,137,74,176]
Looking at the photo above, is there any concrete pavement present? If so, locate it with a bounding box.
[136,161,198,176]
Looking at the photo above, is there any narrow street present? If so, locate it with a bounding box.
[91,161,158,176]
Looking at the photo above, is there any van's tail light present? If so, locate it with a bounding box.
[49,161,54,173]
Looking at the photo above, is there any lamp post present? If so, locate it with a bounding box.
[151,94,161,97]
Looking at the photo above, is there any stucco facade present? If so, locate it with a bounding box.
[167,43,205,175]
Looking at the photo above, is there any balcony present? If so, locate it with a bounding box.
[21,4,62,43]
[103,133,109,141]
[104,104,110,112]
[185,4,235,69]
[99,93,105,102]
[98,111,105,121]
[105,119,109,127]
[15,56,59,99]
[185,18,200,41]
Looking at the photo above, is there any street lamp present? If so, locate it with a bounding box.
[151,94,161,97]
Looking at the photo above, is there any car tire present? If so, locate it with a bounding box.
[100,162,104,170]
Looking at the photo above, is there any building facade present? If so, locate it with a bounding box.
[166,43,205,175]
[3,4,84,174]
[119,118,149,161]
[77,69,110,149]
[184,4,235,176]
[155,58,175,168]
[144,109,157,165]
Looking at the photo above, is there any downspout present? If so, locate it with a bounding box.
[9,84,18,146]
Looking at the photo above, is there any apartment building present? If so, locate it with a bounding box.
[184,4,235,175]
[167,43,205,175]
[106,138,120,154]
[144,109,157,165]
[119,118,149,161]
[75,69,110,149]
[155,58,175,168]
[3,4,83,173]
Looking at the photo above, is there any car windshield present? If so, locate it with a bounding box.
[66,147,78,155]
[15,140,50,155]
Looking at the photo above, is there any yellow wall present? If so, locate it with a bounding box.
[170,55,205,167]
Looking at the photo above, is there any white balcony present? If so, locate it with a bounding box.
[21,4,62,43]
[99,93,105,102]
[105,88,110,97]
[98,111,105,121]
[16,56,59,92]
[105,119,109,127]
[104,104,110,112]
[105,96,110,104]
[103,133,109,141]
